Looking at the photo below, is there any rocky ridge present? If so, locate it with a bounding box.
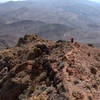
[0,34,100,100]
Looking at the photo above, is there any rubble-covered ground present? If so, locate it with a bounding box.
[0,34,100,100]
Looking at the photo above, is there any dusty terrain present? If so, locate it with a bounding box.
[0,34,100,100]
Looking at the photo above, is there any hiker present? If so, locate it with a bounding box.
[70,37,74,43]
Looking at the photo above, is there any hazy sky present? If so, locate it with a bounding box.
[90,0,100,2]
[0,0,24,2]
[0,0,100,3]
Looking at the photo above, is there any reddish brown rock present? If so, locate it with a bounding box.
[0,35,100,100]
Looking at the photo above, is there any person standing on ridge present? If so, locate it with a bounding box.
[71,37,74,43]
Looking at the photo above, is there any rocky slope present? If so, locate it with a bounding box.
[0,34,100,100]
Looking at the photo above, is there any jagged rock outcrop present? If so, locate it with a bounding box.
[0,34,100,100]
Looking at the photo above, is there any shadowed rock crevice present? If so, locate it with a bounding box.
[0,80,27,100]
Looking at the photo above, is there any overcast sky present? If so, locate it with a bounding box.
[0,0,100,3]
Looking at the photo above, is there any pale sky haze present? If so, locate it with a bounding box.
[0,0,100,3]
[0,0,24,2]
[90,0,100,2]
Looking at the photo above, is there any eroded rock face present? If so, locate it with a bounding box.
[17,34,40,47]
[0,35,100,100]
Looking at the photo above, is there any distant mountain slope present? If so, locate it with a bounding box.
[0,0,100,48]
[0,20,75,49]
[0,35,17,49]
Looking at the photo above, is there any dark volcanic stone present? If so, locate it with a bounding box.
[50,59,56,63]
[56,40,66,43]
[36,44,49,54]
[58,62,64,70]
